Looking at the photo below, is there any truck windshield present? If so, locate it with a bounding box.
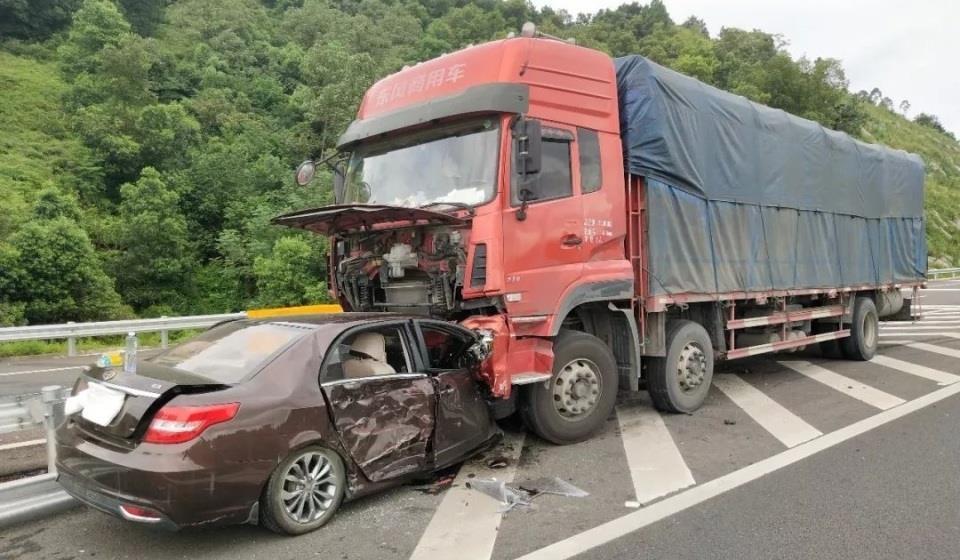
[344,118,499,209]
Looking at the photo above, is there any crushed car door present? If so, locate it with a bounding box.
[415,321,497,468]
[320,323,435,482]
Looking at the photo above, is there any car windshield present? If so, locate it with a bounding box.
[343,118,499,209]
[149,322,306,383]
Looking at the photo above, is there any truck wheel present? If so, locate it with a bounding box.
[521,330,618,445]
[647,320,713,413]
[841,297,878,361]
[260,446,346,535]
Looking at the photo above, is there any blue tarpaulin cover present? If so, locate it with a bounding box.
[614,55,926,295]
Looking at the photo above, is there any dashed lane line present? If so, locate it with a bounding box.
[779,361,905,410]
[713,374,822,448]
[517,380,960,560]
[0,366,82,377]
[905,341,960,360]
[408,432,524,560]
[870,355,960,385]
[617,400,695,505]
[0,438,45,451]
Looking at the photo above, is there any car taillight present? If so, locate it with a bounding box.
[143,403,240,444]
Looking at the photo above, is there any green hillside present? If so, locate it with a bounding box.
[859,103,960,267]
[0,0,957,327]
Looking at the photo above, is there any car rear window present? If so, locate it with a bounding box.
[149,322,306,383]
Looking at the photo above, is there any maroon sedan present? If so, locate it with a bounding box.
[56,313,499,534]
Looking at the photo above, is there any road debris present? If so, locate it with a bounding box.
[466,477,589,512]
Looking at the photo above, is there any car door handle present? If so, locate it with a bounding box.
[561,234,583,246]
[439,385,455,395]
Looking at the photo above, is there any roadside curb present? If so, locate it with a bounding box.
[0,473,78,528]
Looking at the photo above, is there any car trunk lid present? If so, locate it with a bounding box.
[76,363,228,440]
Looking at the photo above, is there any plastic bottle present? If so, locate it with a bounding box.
[124,332,138,374]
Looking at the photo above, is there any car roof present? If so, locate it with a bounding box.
[247,312,422,329]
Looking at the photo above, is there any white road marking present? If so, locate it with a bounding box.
[878,325,960,330]
[713,374,822,448]
[878,340,914,345]
[517,381,960,560]
[408,432,524,560]
[906,341,960,360]
[882,320,960,325]
[870,355,960,385]
[916,288,960,292]
[880,332,960,338]
[779,361,905,410]
[617,401,695,504]
[0,366,82,377]
[0,438,45,451]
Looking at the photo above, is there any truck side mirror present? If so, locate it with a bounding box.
[522,119,542,175]
[515,118,542,176]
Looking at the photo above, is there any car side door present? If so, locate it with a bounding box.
[319,322,435,483]
[414,320,497,469]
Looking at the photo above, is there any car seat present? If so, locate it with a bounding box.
[343,332,397,378]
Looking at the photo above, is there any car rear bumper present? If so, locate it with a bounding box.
[55,422,272,528]
[57,468,180,530]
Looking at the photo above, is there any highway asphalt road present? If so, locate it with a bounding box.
[2,281,960,559]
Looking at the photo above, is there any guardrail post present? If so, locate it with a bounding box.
[40,386,62,475]
[160,316,169,349]
[66,322,76,357]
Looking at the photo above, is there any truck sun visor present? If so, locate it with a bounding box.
[337,83,530,149]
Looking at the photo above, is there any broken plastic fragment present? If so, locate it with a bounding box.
[465,478,530,512]
[466,477,588,512]
[516,477,589,498]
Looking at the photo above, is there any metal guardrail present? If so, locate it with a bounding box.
[929,267,960,280]
[0,385,78,528]
[0,313,245,356]
[0,386,69,470]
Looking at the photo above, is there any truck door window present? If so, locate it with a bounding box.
[513,132,573,205]
[578,128,602,193]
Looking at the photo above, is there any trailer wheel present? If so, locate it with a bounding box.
[841,297,878,361]
[521,330,618,445]
[647,320,714,413]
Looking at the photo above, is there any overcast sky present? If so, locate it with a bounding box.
[531,0,959,135]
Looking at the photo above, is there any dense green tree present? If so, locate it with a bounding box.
[253,236,330,307]
[58,0,132,80]
[0,0,81,40]
[8,217,124,324]
[112,167,193,313]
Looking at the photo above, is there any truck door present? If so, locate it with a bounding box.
[500,122,584,318]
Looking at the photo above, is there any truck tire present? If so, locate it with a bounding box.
[841,296,878,361]
[521,330,618,445]
[647,320,713,413]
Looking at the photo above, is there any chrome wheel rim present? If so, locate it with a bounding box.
[676,343,707,393]
[552,359,602,420]
[281,451,337,524]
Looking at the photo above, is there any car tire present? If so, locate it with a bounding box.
[841,296,878,361]
[521,330,618,445]
[260,446,346,535]
[647,320,713,414]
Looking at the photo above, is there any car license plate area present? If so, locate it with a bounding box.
[81,382,126,427]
